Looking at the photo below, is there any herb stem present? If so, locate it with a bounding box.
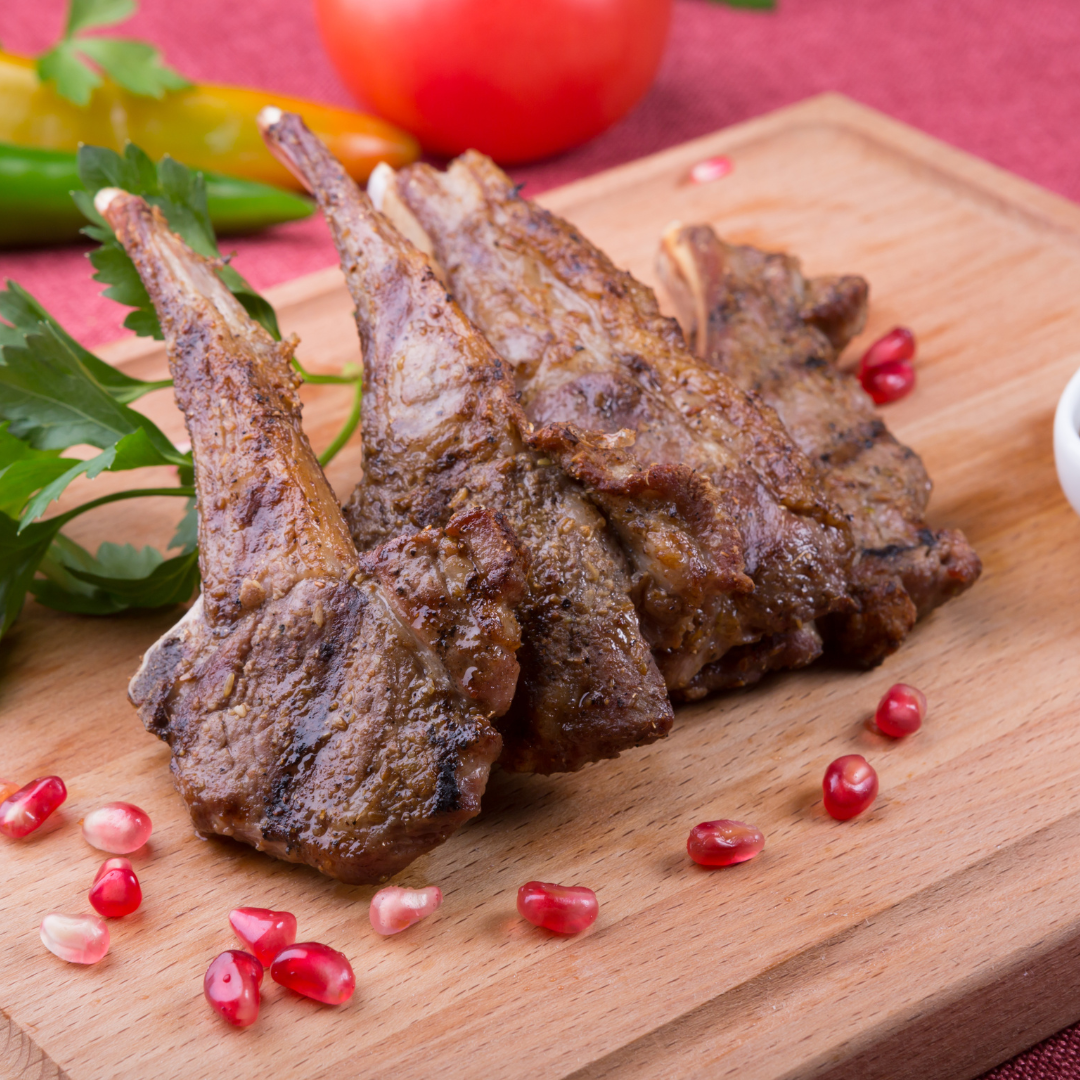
[319,380,363,467]
[51,486,196,527]
[293,358,363,385]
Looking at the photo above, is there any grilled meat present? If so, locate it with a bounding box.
[383,153,857,697]
[106,188,528,883]
[657,225,981,664]
[260,109,677,773]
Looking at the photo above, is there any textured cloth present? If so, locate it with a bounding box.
[2,2,1080,1074]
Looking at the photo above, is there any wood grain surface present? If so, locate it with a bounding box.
[2,93,1079,1080]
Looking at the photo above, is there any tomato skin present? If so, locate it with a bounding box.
[313,0,674,163]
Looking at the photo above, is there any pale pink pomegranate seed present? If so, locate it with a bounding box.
[229,907,298,967]
[81,801,153,854]
[369,885,443,936]
[823,755,879,820]
[517,881,599,935]
[0,776,67,838]
[689,155,733,184]
[40,913,110,965]
[0,779,19,803]
[859,327,915,371]
[860,359,915,405]
[204,950,264,1028]
[271,942,355,1005]
[875,683,927,737]
[687,819,765,867]
[89,857,142,918]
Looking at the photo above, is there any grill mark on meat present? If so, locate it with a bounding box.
[656,224,980,665]
[261,112,677,774]
[107,189,529,883]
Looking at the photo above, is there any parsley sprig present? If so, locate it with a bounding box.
[36,0,190,107]
[0,145,362,641]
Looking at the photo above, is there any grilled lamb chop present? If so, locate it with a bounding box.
[104,188,529,883]
[656,225,981,664]
[379,154,857,697]
[260,109,681,773]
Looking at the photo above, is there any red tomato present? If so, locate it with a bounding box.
[312,0,674,164]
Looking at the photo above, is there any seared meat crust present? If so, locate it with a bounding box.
[657,225,981,664]
[108,190,527,883]
[261,111,674,773]
[389,154,856,695]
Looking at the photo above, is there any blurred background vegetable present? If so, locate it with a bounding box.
[1,45,418,193]
[312,0,675,164]
[0,142,313,247]
[0,0,419,247]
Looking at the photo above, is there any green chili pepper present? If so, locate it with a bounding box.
[0,141,314,248]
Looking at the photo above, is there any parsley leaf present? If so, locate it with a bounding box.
[0,513,64,636]
[66,0,137,36]
[36,0,190,107]
[31,535,199,615]
[0,314,184,461]
[0,283,189,526]
[74,144,282,341]
[0,281,170,403]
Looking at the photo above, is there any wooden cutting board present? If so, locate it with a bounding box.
[3,92,1080,1080]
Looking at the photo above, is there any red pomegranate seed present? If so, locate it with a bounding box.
[0,779,19,803]
[40,913,110,964]
[89,857,142,918]
[875,683,927,737]
[0,776,67,838]
[369,885,443,936]
[687,819,765,867]
[271,942,355,1005]
[859,327,915,371]
[204,950,264,1028]
[823,755,879,820]
[82,801,153,854]
[860,359,915,405]
[517,881,599,935]
[689,155,734,184]
[229,906,298,967]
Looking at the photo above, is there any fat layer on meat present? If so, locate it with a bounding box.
[657,224,981,664]
[106,189,528,883]
[260,111,675,773]
[383,153,857,696]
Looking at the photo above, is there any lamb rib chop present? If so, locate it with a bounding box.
[260,109,690,773]
[104,188,529,884]
[379,153,857,697]
[656,225,981,663]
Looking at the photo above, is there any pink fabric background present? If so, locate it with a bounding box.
[2,2,1078,1074]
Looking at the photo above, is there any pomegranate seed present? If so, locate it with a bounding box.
[82,801,153,854]
[271,943,355,1005]
[369,885,443,936]
[229,906,298,967]
[0,776,67,838]
[689,156,733,184]
[687,819,765,867]
[0,779,19,803]
[204,950,264,1028]
[859,327,915,370]
[875,683,927,737]
[40,913,109,965]
[517,881,599,935]
[860,359,915,405]
[823,755,879,820]
[89,857,142,918]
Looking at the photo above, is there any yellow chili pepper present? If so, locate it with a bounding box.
[0,50,419,192]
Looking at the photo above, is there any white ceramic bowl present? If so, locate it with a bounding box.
[1055,366,1080,517]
